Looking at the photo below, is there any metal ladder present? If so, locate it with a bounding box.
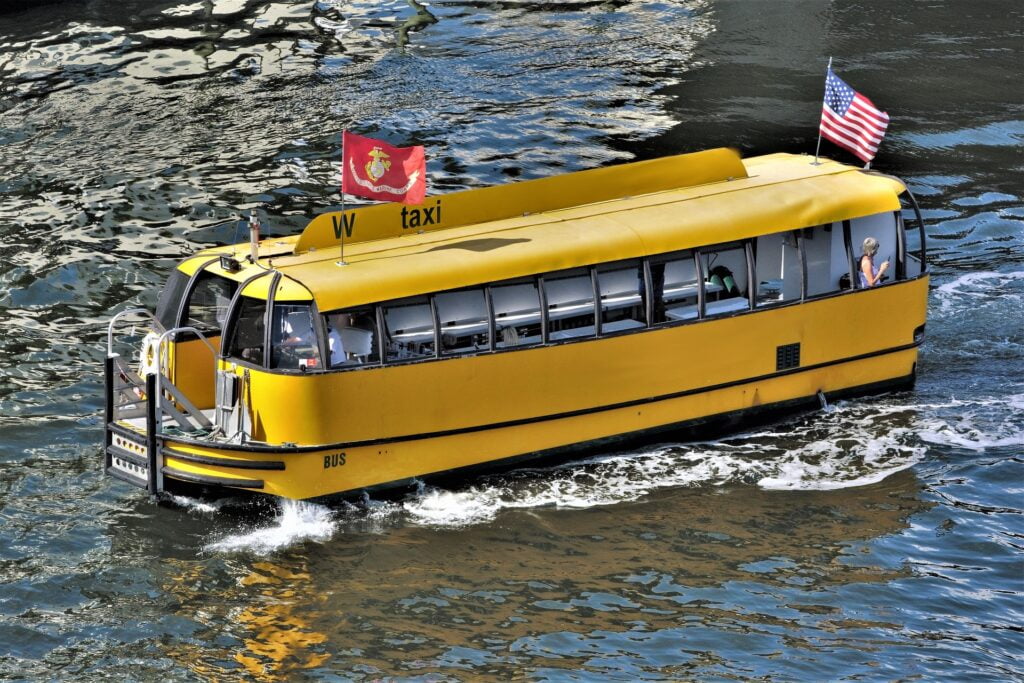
[104,309,217,495]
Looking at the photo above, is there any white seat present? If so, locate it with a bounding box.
[550,325,596,340]
[664,303,699,321]
[706,298,750,316]
[338,327,373,357]
[601,318,645,334]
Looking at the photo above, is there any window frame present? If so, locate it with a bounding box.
[268,299,325,373]
[220,270,274,369]
[172,257,225,341]
[320,304,383,370]
[257,212,928,374]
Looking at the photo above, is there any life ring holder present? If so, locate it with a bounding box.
[138,331,162,379]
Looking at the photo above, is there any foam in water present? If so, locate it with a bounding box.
[205,500,337,554]
[398,400,932,528]
[933,270,1024,315]
[199,390,1020,541]
[168,494,230,515]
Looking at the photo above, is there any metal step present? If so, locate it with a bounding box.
[106,442,149,488]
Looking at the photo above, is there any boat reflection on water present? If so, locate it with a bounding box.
[155,556,330,681]
[109,462,932,677]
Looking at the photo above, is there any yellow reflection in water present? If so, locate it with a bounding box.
[160,556,330,680]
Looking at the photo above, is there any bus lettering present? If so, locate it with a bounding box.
[323,452,346,469]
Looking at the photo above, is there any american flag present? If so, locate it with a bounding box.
[820,68,889,163]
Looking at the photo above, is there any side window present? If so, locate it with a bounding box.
[226,296,266,366]
[544,267,596,341]
[754,231,802,307]
[491,277,542,349]
[901,202,924,277]
[270,304,322,371]
[436,288,489,355]
[155,270,189,330]
[383,295,436,362]
[324,306,379,368]
[803,223,847,297]
[597,260,646,334]
[699,242,750,317]
[849,212,899,287]
[184,271,237,335]
[651,250,698,323]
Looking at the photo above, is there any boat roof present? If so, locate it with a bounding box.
[181,149,907,312]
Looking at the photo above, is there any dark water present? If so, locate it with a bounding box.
[1,0,1022,679]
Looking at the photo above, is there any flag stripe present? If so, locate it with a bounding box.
[821,109,885,145]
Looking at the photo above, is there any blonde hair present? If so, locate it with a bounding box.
[862,237,879,256]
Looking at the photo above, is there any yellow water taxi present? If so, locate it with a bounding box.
[104,148,928,501]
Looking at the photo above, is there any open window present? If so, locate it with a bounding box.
[270,303,322,371]
[803,223,848,298]
[596,260,646,334]
[383,295,436,362]
[754,231,802,307]
[225,296,267,367]
[436,288,489,355]
[543,267,596,341]
[324,306,379,368]
[849,211,900,287]
[491,277,542,349]
[698,242,750,317]
[650,250,699,323]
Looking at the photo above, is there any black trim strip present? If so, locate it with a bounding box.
[162,465,264,489]
[163,447,285,470]
[164,337,922,454]
[263,271,281,368]
[107,466,149,488]
[108,422,147,442]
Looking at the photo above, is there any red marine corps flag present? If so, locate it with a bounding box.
[341,131,426,205]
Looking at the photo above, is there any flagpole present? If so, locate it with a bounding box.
[813,56,832,165]
[338,132,347,266]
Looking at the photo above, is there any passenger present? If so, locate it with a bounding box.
[859,237,889,287]
[327,313,352,366]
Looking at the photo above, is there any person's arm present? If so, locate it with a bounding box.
[861,256,889,286]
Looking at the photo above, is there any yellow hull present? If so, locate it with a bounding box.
[139,276,927,501]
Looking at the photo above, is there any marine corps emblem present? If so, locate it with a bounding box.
[365,146,391,182]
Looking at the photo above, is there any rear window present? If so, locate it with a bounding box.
[184,271,238,335]
[155,270,189,330]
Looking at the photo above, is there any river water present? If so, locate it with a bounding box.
[0,1,1021,680]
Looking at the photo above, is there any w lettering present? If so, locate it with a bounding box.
[331,213,357,239]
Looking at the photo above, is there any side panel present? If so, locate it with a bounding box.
[240,277,927,446]
[163,347,919,500]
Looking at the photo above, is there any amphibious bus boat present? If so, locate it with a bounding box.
[104,148,929,501]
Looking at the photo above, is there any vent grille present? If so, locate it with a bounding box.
[776,343,800,370]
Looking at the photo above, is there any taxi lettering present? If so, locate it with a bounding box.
[401,199,442,230]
